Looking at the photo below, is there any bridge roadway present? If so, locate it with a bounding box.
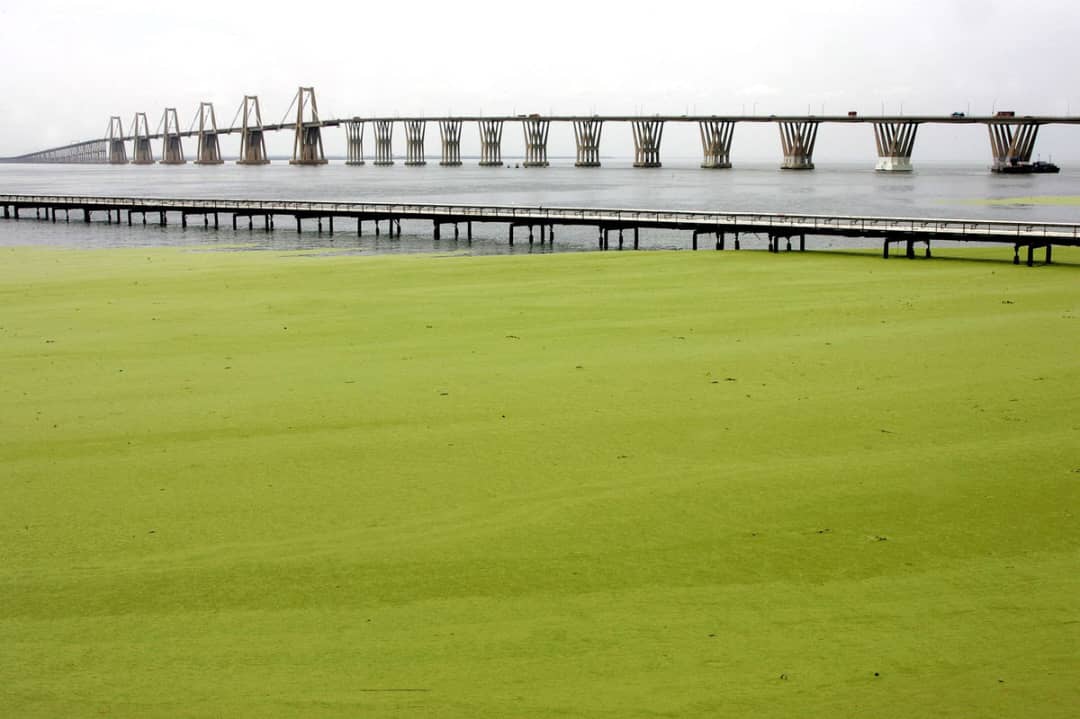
[1,194,1073,265]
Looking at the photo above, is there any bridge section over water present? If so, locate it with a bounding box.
[2,194,1073,266]
[5,88,1079,173]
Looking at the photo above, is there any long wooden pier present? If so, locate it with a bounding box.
[2,193,1076,265]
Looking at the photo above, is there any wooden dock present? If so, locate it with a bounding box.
[2,193,1076,265]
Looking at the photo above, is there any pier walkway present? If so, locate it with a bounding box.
[2,193,1075,265]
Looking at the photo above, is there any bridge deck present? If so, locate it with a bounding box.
[2,194,1077,251]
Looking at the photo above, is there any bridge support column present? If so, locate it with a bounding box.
[194,102,224,165]
[573,119,603,167]
[374,120,394,166]
[478,120,504,167]
[779,121,818,170]
[699,120,734,169]
[988,121,1042,172]
[522,118,550,167]
[131,112,154,164]
[439,120,462,166]
[405,121,427,166]
[160,108,186,164]
[632,119,664,167]
[345,120,365,166]
[873,121,919,172]
[107,116,128,164]
[289,87,328,165]
[237,96,270,165]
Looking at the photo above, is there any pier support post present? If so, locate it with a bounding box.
[699,120,734,169]
[289,87,328,165]
[632,119,664,167]
[194,102,224,165]
[405,120,427,166]
[131,112,154,164]
[345,120,365,166]
[522,118,550,167]
[988,121,1042,172]
[439,120,462,166]
[160,108,186,164]
[374,120,394,166]
[107,116,128,164]
[573,119,603,167]
[873,121,919,172]
[237,96,270,165]
[478,120,504,167]
[778,121,819,170]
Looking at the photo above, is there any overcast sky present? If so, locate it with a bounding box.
[3,0,1080,162]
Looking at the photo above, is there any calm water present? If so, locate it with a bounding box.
[2,160,1078,254]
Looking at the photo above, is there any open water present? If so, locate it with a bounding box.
[2,160,1078,254]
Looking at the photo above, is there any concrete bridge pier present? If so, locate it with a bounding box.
[873,121,919,171]
[478,120,504,167]
[405,121,427,166]
[522,118,550,167]
[374,120,394,166]
[194,102,224,165]
[107,116,128,164]
[779,121,819,170]
[989,121,1041,172]
[131,112,154,164]
[160,108,186,165]
[632,119,664,167]
[699,120,734,168]
[439,120,462,166]
[289,87,328,165]
[345,120,365,166]
[237,96,270,165]
[573,119,603,167]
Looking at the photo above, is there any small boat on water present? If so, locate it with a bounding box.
[994,160,1061,174]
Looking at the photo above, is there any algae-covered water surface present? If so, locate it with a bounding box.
[2,246,1078,717]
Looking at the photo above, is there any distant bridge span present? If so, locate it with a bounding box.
[5,87,1078,172]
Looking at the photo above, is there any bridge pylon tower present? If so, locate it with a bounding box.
[131,113,154,164]
[988,120,1042,172]
[194,102,223,165]
[345,120,365,165]
[632,119,664,168]
[289,86,328,165]
[160,108,186,165]
[573,119,603,167]
[478,120,504,167]
[439,120,462,166]
[373,120,394,166]
[405,121,427,166]
[107,116,128,164]
[237,96,269,165]
[522,118,550,167]
[873,121,919,172]
[779,121,818,170]
[699,120,734,169]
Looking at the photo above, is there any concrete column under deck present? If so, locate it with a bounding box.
[160,108,186,165]
[478,120,504,167]
[988,121,1041,173]
[374,120,394,166]
[405,121,427,166]
[521,118,550,167]
[779,121,819,170]
[439,120,462,166]
[345,120,365,166]
[573,119,603,167]
[873,121,919,172]
[699,120,734,169]
[632,120,664,167]
[289,87,328,165]
[195,102,224,165]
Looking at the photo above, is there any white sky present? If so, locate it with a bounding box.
[3,0,1080,162]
